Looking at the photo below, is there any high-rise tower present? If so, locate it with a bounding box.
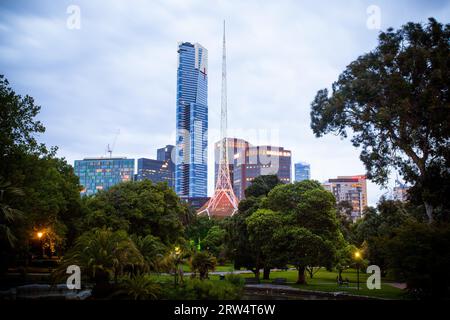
[198,21,239,218]
[175,42,208,199]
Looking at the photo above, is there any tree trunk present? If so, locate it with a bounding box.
[296,266,307,284]
[263,267,270,280]
[424,202,434,224]
[254,269,260,283]
[338,269,343,282]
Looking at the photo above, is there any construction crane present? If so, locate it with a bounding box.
[106,129,120,158]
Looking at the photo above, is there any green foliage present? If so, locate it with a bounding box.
[244,174,282,198]
[202,225,226,259]
[223,197,262,272]
[353,199,413,271]
[185,215,217,245]
[266,180,323,212]
[0,177,24,247]
[310,18,450,222]
[0,75,83,270]
[385,222,450,298]
[246,209,285,273]
[55,228,144,284]
[82,180,186,245]
[0,74,48,158]
[116,273,161,300]
[131,234,166,272]
[189,251,217,280]
[164,278,242,300]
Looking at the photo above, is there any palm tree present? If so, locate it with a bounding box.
[131,234,166,272]
[0,177,24,247]
[116,273,161,300]
[55,228,144,293]
[190,251,217,280]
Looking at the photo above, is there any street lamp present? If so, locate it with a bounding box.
[354,251,361,290]
[37,231,45,257]
[173,246,182,286]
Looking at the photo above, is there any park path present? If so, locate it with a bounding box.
[387,282,407,289]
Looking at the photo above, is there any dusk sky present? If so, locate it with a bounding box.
[1,0,449,205]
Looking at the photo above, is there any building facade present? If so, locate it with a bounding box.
[214,138,250,197]
[322,175,368,221]
[136,158,174,189]
[214,139,291,199]
[175,42,208,200]
[74,157,134,196]
[294,162,311,182]
[157,145,175,163]
[393,182,409,202]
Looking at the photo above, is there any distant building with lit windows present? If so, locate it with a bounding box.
[322,175,368,221]
[74,157,135,196]
[136,158,174,189]
[213,138,292,200]
[294,162,310,182]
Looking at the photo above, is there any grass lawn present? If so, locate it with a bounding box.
[153,267,406,300]
[262,269,405,299]
[180,263,235,273]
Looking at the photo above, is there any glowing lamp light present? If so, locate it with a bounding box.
[37,232,44,239]
[354,251,361,259]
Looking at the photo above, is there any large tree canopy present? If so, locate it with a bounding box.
[310,18,450,223]
[83,180,186,245]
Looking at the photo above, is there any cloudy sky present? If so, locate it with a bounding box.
[1,0,449,205]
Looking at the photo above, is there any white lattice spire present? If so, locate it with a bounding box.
[198,20,239,218]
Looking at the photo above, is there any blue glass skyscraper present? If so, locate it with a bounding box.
[294,162,311,182]
[175,42,208,199]
[74,157,134,196]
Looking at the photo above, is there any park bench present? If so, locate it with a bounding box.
[272,278,287,285]
[336,277,349,286]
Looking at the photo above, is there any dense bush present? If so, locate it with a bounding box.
[162,278,243,300]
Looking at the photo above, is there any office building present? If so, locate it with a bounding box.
[136,158,174,189]
[175,42,208,200]
[215,139,291,199]
[294,162,311,182]
[214,138,250,197]
[322,175,368,221]
[157,145,175,163]
[74,157,134,196]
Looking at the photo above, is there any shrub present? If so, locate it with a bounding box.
[162,279,242,300]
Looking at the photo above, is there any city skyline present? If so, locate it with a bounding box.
[1,0,449,205]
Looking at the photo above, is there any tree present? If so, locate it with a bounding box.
[56,228,144,296]
[335,243,358,281]
[224,195,273,279]
[190,251,217,280]
[310,18,450,223]
[246,209,285,281]
[0,178,24,247]
[244,175,282,198]
[266,181,341,284]
[273,226,334,284]
[336,201,354,242]
[353,198,413,272]
[83,180,186,245]
[0,75,49,163]
[202,225,226,260]
[385,221,450,298]
[131,234,166,272]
